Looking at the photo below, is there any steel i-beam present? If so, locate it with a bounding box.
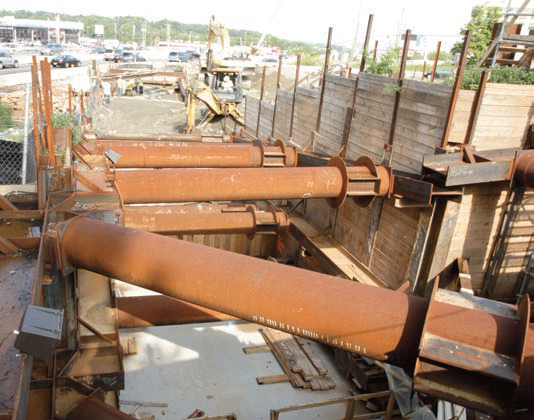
[110,156,390,207]
[116,295,239,328]
[56,216,533,416]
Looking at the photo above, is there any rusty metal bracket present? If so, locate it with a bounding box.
[414,287,531,417]
[422,148,533,187]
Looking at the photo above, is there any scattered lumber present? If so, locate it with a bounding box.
[255,328,336,391]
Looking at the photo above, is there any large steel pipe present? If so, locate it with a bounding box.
[116,295,239,328]
[59,217,533,413]
[515,151,534,189]
[112,157,390,207]
[123,204,289,237]
[61,216,427,364]
[87,131,233,143]
[96,141,297,168]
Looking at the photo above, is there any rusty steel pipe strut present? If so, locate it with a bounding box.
[95,139,297,168]
[57,217,533,415]
[85,131,233,143]
[123,203,290,238]
[515,151,534,189]
[111,156,390,208]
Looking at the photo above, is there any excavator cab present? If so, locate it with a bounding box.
[211,68,243,103]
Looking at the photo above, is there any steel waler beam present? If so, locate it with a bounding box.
[123,204,289,238]
[116,295,239,328]
[110,156,390,207]
[56,217,533,416]
[95,139,297,168]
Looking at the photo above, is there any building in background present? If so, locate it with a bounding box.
[0,15,84,44]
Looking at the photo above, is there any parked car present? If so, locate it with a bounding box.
[260,57,278,68]
[424,69,454,79]
[103,48,115,61]
[51,55,81,68]
[111,49,124,62]
[0,52,18,68]
[118,52,146,63]
[40,43,62,56]
[92,47,106,54]
[169,51,193,63]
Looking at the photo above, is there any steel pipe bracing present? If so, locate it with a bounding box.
[94,140,297,168]
[92,132,233,143]
[123,204,289,237]
[515,150,534,189]
[112,156,390,207]
[59,217,533,413]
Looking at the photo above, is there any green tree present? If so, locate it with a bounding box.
[451,4,502,65]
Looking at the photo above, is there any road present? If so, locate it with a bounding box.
[0,57,106,75]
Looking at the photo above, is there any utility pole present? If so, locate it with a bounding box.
[142,23,147,48]
[166,24,170,43]
[347,0,363,68]
[132,25,136,44]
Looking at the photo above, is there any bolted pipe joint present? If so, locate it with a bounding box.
[260,139,297,168]
[326,156,391,208]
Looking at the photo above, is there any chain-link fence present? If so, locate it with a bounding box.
[0,89,36,185]
[0,130,36,185]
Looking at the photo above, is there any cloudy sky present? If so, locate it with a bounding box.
[8,0,481,44]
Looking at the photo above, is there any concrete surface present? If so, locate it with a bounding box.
[119,321,359,420]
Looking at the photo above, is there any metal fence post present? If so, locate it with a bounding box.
[22,82,30,184]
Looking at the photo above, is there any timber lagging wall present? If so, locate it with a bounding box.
[246,73,534,298]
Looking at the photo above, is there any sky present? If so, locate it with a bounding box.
[8,0,481,45]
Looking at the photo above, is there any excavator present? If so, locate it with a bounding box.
[185,68,244,133]
[206,15,256,76]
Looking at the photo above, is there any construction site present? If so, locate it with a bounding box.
[2,4,534,420]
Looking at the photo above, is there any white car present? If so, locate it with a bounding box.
[0,52,18,68]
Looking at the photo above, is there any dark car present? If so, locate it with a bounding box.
[115,52,146,63]
[169,51,192,63]
[424,69,454,79]
[51,55,81,68]
[111,49,124,62]
[186,50,201,59]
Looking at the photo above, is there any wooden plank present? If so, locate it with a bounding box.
[370,202,421,288]
[242,345,271,354]
[295,337,328,376]
[290,214,386,287]
[481,94,534,106]
[260,328,308,388]
[256,374,290,385]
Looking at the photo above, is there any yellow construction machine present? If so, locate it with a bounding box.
[186,68,244,133]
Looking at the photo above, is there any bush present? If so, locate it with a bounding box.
[443,67,534,90]
[300,52,321,66]
[52,113,82,145]
[0,102,13,132]
[366,48,400,77]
